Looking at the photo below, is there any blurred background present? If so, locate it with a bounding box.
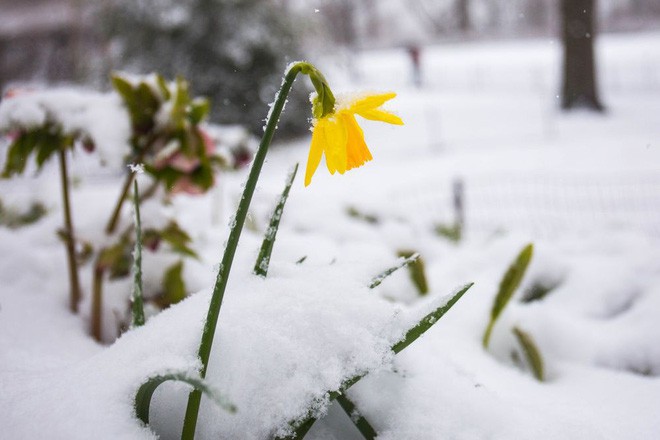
[1,0,660,237]
[2,0,660,135]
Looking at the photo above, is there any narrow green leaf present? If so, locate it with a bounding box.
[434,222,462,243]
[392,282,473,354]
[369,253,419,289]
[156,74,171,100]
[171,77,190,130]
[397,250,429,295]
[98,235,132,278]
[512,326,544,381]
[131,179,145,327]
[34,131,63,169]
[2,133,35,177]
[520,277,561,303]
[111,74,135,104]
[134,372,236,425]
[160,221,198,259]
[189,98,210,125]
[162,260,186,306]
[111,75,141,126]
[253,163,298,277]
[336,394,377,440]
[0,201,47,229]
[346,206,379,224]
[483,243,534,348]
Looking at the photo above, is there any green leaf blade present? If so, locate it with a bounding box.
[253,163,298,277]
[483,243,534,348]
[392,282,473,354]
[397,250,429,295]
[336,394,377,440]
[134,372,236,425]
[512,326,545,381]
[369,253,419,289]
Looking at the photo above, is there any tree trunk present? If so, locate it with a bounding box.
[456,0,470,33]
[560,0,604,111]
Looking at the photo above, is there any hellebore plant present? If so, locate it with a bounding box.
[92,74,223,341]
[0,75,238,342]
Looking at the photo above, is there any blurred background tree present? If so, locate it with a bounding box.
[560,0,604,111]
[104,0,310,137]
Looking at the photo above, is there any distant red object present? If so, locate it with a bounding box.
[407,45,422,87]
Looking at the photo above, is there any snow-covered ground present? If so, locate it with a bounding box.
[2,32,660,439]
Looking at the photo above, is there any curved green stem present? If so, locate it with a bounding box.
[181,61,314,439]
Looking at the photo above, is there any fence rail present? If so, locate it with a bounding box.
[390,173,660,238]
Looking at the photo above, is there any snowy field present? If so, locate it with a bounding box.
[2,32,660,439]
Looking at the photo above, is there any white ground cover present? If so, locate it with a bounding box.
[2,32,660,439]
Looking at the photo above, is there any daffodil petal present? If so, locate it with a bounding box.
[348,92,397,113]
[305,122,326,186]
[343,113,372,170]
[355,108,404,125]
[323,116,348,175]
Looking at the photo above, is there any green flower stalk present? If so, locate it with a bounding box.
[181,61,337,439]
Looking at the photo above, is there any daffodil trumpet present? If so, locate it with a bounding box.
[305,92,403,186]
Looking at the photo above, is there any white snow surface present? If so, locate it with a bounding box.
[2,31,660,439]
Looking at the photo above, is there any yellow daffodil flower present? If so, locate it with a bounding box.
[304,92,403,186]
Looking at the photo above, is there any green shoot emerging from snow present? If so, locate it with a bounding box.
[483,243,533,349]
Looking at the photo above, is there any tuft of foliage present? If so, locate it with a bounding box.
[104,0,310,137]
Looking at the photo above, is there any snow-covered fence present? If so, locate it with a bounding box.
[392,173,660,238]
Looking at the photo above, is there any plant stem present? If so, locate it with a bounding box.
[105,171,135,235]
[131,179,145,327]
[181,62,308,440]
[58,149,81,313]
[91,265,104,341]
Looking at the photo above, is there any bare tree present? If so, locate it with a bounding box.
[560,0,604,111]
